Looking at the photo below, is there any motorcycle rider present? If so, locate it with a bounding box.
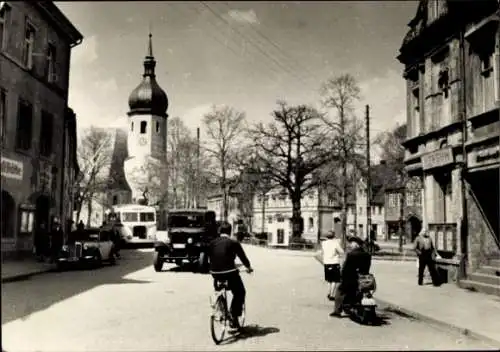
[208,221,253,329]
[330,236,372,317]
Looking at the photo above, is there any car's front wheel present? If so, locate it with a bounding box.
[153,251,163,272]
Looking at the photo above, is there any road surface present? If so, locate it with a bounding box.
[2,245,495,351]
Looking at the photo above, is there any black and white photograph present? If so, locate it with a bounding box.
[1,1,499,351]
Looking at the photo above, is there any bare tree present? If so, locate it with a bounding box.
[74,127,114,226]
[126,157,168,206]
[203,105,246,221]
[248,101,335,239]
[320,73,364,246]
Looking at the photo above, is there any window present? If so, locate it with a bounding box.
[39,111,53,157]
[122,212,138,222]
[46,43,56,82]
[277,214,284,223]
[140,212,155,222]
[140,121,147,134]
[131,122,134,131]
[0,3,11,50]
[156,121,160,133]
[0,89,6,145]
[23,20,35,69]
[19,210,34,233]
[112,195,118,205]
[308,217,314,229]
[267,216,272,224]
[359,207,363,215]
[407,192,414,206]
[16,100,33,151]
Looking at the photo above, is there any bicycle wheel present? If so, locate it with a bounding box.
[210,294,227,344]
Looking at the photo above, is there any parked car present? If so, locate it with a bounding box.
[153,209,218,273]
[57,227,116,270]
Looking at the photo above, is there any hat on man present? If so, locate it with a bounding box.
[347,236,364,246]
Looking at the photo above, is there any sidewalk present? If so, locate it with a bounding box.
[315,254,500,347]
[1,258,56,283]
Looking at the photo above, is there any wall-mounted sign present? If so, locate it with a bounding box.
[476,145,500,163]
[422,147,454,171]
[1,157,23,180]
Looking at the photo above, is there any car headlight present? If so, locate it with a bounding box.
[187,237,193,244]
[83,243,89,250]
[62,245,69,251]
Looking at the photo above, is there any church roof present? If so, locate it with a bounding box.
[128,34,169,118]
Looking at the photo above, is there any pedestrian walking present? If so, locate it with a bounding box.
[77,220,84,232]
[413,229,441,286]
[320,230,344,300]
[50,217,64,263]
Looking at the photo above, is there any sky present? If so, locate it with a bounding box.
[56,1,418,149]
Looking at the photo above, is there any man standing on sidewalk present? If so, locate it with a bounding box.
[413,230,440,286]
[49,218,64,263]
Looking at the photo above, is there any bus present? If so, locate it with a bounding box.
[107,204,157,243]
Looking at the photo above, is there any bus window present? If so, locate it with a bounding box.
[140,212,155,222]
[122,212,138,222]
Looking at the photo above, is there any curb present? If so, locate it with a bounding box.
[312,255,500,348]
[376,299,500,348]
[1,267,56,283]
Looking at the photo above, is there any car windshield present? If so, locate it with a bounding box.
[168,214,204,228]
[140,212,155,222]
[122,212,138,222]
[69,229,99,242]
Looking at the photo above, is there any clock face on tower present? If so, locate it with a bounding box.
[138,137,147,146]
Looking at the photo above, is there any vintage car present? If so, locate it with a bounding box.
[57,227,116,270]
[153,209,218,273]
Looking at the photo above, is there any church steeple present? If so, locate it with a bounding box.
[127,33,168,118]
[143,33,156,77]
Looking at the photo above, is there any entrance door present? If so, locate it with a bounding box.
[35,195,50,230]
[408,216,422,242]
[277,229,285,244]
[468,167,500,245]
[1,191,15,239]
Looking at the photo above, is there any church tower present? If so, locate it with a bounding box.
[124,33,168,204]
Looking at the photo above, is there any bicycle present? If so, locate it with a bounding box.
[209,267,252,345]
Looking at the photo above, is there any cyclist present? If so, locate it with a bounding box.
[208,221,253,329]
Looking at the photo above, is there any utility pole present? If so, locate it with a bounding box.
[195,127,200,209]
[341,106,348,250]
[365,105,373,253]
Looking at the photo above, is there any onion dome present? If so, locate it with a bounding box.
[127,33,168,118]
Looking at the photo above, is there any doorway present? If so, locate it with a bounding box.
[407,215,422,242]
[1,191,16,239]
[35,195,51,230]
[468,167,499,246]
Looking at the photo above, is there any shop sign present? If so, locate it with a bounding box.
[1,157,23,180]
[476,145,500,163]
[422,147,454,171]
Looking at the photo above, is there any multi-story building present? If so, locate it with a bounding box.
[0,1,82,257]
[342,162,395,241]
[206,190,241,228]
[398,0,499,290]
[252,187,336,247]
[384,176,424,242]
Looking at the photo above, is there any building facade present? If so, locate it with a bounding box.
[398,0,499,281]
[252,187,336,246]
[0,1,82,257]
[206,191,241,228]
[384,176,424,242]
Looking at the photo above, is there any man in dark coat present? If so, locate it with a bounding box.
[330,236,372,317]
[34,223,48,262]
[50,218,64,263]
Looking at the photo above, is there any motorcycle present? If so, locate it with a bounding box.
[345,273,378,325]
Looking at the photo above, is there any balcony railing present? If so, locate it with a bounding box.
[428,223,458,255]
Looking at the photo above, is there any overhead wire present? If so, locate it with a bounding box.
[199,1,313,87]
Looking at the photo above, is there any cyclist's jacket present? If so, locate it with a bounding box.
[208,235,251,273]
